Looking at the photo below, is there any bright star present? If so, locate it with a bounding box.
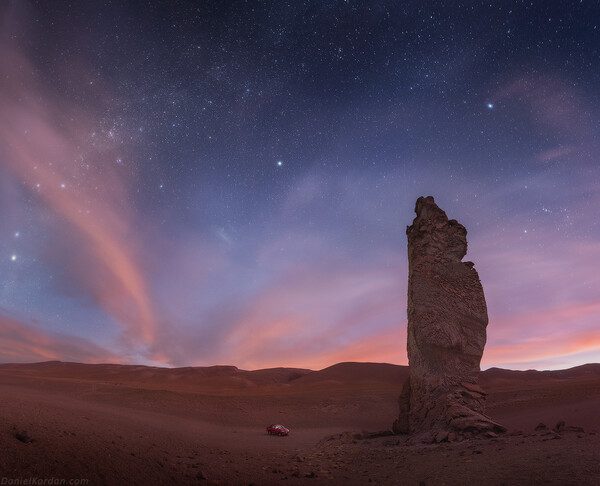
[277,160,283,167]
[11,255,17,261]
[487,103,494,109]
[14,232,20,238]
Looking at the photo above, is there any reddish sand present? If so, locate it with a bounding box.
[1,361,599,485]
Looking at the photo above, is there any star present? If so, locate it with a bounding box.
[486,102,494,109]
[276,160,283,167]
[11,255,17,261]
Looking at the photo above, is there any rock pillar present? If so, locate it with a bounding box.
[394,196,505,442]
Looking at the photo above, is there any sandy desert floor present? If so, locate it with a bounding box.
[1,361,599,485]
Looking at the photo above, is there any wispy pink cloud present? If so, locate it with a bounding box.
[535,145,576,163]
[221,266,405,370]
[493,71,596,164]
[483,325,600,369]
[301,327,407,370]
[0,30,158,352]
[494,72,591,139]
[0,314,120,363]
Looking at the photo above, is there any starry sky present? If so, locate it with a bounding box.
[0,1,599,371]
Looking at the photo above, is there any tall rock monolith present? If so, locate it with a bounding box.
[393,196,505,442]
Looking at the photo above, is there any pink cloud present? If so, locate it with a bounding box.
[482,300,600,368]
[221,266,405,370]
[301,327,407,370]
[493,71,596,164]
[535,145,576,163]
[0,314,121,364]
[494,72,590,139]
[0,34,158,351]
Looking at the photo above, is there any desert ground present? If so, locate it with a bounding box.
[0,361,599,485]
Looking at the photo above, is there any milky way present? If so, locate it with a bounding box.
[0,1,599,370]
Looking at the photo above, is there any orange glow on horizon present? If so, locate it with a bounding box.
[0,316,121,364]
[483,300,600,366]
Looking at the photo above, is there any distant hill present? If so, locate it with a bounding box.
[292,362,409,386]
[0,360,312,390]
[1,361,598,392]
[480,363,600,388]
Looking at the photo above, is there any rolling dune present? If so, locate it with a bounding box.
[1,361,599,485]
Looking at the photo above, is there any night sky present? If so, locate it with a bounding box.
[1,1,599,370]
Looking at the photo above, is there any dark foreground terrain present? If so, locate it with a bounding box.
[1,361,599,485]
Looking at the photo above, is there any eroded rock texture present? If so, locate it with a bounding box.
[394,196,505,442]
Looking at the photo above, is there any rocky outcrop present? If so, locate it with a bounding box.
[394,196,505,442]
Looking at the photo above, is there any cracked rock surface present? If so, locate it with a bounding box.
[394,196,505,442]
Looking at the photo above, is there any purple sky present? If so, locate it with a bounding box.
[0,1,599,370]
